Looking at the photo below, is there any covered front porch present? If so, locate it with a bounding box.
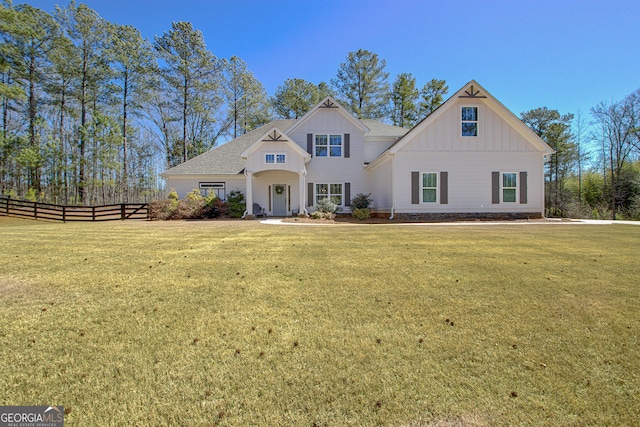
[240,125,311,219]
[244,169,307,218]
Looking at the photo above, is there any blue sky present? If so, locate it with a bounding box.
[19,0,640,118]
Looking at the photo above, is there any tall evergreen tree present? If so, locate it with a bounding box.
[8,4,62,191]
[331,49,389,119]
[419,78,448,116]
[224,56,271,138]
[46,35,76,203]
[272,78,324,119]
[154,21,224,164]
[109,22,156,201]
[521,107,575,215]
[55,0,111,203]
[389,73,419,127]
[0,2,26,194]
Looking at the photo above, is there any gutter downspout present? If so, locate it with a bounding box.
[302,168,309,216]
[389,153,396,220]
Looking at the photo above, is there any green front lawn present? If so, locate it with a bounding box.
[0,218,638,425]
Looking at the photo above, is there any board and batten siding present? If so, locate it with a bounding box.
[406,100,537,153]
[166,175,245,199]
[393,151,544,213]
[367,158,393,212]
[244,140,306,174]
[288,109,369,210]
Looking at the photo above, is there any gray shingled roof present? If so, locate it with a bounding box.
[161,118,408,176]
[161,120,296,176]
[361,119,409,138]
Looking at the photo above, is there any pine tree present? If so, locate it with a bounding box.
[8,4,62,192]
[272,78,323,119]
[389,73,419,127]
[109,23,156,201]
[331,49,389,119]
[419,78,448,117]
[521,107,575,215]
[154,21,224,164]
[55,1,111,203]
[224,56,271,138]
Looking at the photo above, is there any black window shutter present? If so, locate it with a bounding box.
[492,172,500,204]
[307,182,314,207]
[307,134,313,156]
[411,172,420,204]
[440,171,448,204]
[520,171,528,204]
[344,182,351,206]
[344,133,350,158]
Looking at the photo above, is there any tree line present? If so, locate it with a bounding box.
[1,1,639,218]
[0,2,445,205]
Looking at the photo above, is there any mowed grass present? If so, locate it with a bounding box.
[0,218,638,426]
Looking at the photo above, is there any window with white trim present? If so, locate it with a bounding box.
[502,173,517,202]
[199,182,226,199]
[461,106,478,137]
[422,173,438,203]
[315,183,343,205]
[315,134,342,157]
[265,153,286,164]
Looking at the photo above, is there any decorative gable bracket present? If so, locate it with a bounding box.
[262,130,287,142]
[319,99,339,108]
[458,84,487,99]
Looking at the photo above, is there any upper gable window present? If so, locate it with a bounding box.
[265,153,286,164]
[461,106,478,137]
[315,134,342,157]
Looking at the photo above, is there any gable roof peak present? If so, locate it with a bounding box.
[317,96,341,109]
[379,79,553,158]
[458,80,488,99]
[285,95,370,134]
[240,124,310,160]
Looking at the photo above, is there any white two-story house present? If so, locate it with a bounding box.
[161,80,553,220]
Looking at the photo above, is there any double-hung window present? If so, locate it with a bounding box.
[315,134,342,157]
[502,173,517,202]
[315,183,343,205]
[422,173,438,203]
[461,106,478,137]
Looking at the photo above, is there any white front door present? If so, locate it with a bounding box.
[273,184,287,216]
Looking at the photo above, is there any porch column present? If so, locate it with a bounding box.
[298,171,306,216]
[245,170,254,218]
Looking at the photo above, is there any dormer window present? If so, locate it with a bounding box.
[461,106,478,137]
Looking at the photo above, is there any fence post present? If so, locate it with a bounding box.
[121,204,125,220]
[92,206,96,221]
[63,205,66,223]
[34,201,38,220]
